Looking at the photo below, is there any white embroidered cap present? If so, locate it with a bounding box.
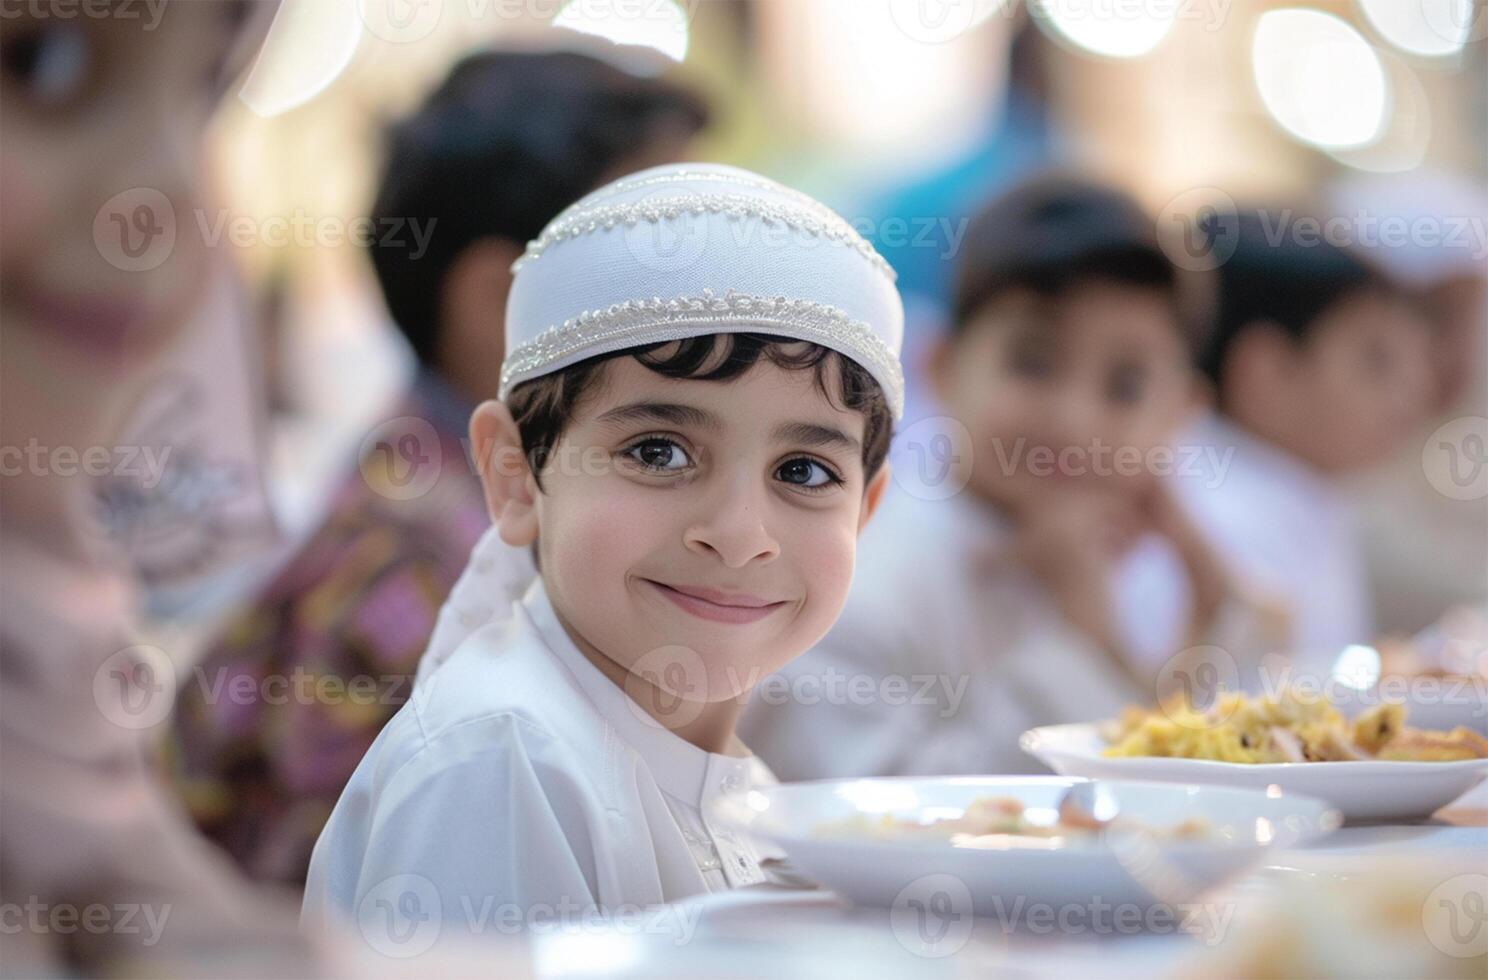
[500,163,906,418]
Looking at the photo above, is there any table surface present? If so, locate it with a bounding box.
[519,782,1488,979]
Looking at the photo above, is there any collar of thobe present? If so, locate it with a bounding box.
[1188,411,1339,511]
[517,577,758,807]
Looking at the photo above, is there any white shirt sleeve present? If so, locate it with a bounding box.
[302,710,606,939]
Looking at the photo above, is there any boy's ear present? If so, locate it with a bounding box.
[858,462,891,533]
[469,400,539,548]
[926,333,955,403]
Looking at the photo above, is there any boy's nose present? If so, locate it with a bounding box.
[683,479,781,569]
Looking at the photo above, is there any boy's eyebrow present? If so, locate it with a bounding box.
[774,421,861,454]
[594,401,722,430]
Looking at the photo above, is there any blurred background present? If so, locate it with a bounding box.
[2,1,1486,972]
[217,0,1486,565]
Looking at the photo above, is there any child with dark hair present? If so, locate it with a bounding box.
[170,48,708,887]
[368,48,708,403]
[1177,210,1435,665]
[743,176,1272,779]
[302,164,903,932]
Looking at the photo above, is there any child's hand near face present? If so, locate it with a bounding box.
[1139,478,1233,647]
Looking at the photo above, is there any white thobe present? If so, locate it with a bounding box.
[302,576,787,939]
[1172,413,1373,672]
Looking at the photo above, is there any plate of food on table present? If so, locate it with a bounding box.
[710,776,1339,917]
[1021,685,1488,822]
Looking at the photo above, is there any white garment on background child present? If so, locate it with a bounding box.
[1173,412,1372,675]
[303,577,785,935]
[739,488,1150,780]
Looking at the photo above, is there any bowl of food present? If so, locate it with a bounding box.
[711,776,1338,918]
[1021,689,1488,821]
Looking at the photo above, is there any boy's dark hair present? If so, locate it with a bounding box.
[952,175,1182,340]
[368,50,709,364]
[506,334,894,488]
[1198,210,1400,389]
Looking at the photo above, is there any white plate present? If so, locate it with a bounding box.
[1021,724,1488,822]
[710,776,1338,920]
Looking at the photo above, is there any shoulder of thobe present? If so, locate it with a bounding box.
[337,709,628,927]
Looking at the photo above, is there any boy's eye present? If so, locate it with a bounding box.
[1,24,93,108]
[776,457,840,489]
[625,438,692,471]
[1007,339,1057,379]
[1107,363,1147,405]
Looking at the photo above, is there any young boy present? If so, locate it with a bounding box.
[742,176,1268,779]
[1176,211,1436,669]
[301,164,902,933]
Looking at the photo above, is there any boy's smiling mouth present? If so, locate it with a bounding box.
[641,579,789,625]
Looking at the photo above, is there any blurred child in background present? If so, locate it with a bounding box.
[169,48,707,887]
[0,3,324,974]
[742,177,1265,779]
[1328,172,1488,636]
[1179,211,1437,673]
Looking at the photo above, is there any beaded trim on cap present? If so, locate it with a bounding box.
[510,193,897,282]
[498,288,905,416]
